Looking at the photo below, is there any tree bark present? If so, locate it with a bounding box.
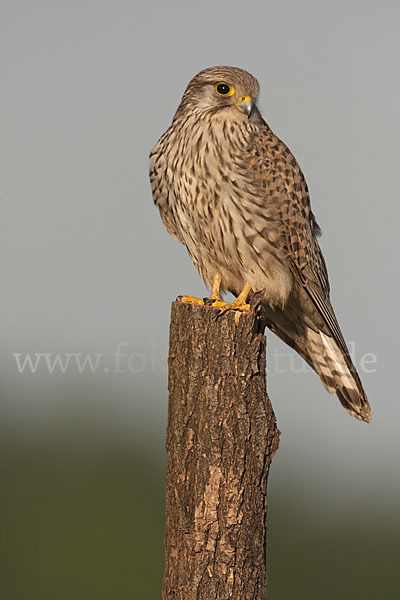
[162,299,280,600]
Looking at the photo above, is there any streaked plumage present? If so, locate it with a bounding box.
[149,66,371,423]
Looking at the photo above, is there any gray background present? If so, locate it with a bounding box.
[1,1,399,598]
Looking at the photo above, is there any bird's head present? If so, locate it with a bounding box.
[175,66,260,121]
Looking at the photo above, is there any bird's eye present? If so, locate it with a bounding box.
[215,82,235,97]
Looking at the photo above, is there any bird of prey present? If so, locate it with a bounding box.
[149,66,371,423]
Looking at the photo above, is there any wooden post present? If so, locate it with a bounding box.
[162,299,280,600]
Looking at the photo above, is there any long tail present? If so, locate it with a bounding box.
[306,328,371,423]
[262,304,371,423]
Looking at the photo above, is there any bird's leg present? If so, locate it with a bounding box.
[180,273,223,307]
[204,273,227,308]
[209,273,222,301]
[216,283,252,315]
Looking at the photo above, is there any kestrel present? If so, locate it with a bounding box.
[149,66,371,423]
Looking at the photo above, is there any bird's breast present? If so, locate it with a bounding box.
[151,118,293,305]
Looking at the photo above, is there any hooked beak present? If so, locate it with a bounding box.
[236,95,253,117]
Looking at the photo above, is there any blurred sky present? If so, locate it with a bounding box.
[1,0,399,527]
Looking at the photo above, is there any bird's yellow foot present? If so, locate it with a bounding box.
[177,295,204,306]
[204,298,226,309]
[215,299,250,316]
[212,282,252,317]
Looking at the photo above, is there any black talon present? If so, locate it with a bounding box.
[214,308,225,320]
